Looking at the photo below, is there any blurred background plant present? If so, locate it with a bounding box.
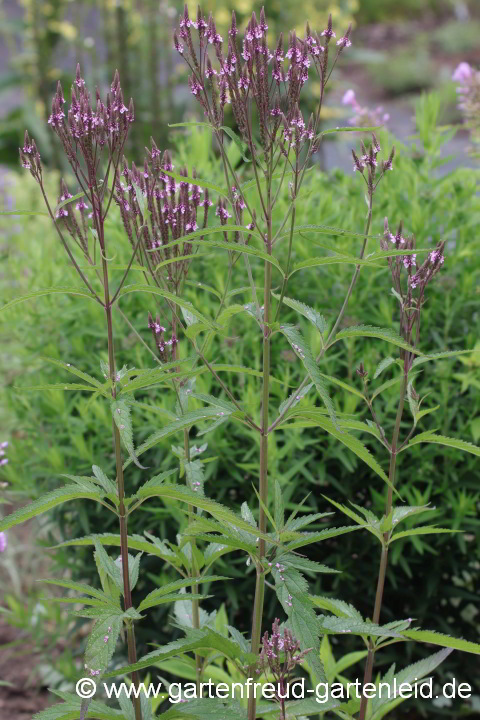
[1,0,479,717]
[1,0,479,169]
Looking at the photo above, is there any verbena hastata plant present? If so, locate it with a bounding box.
[2,6,480,720]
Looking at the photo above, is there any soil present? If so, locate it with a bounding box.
[0,616,51,720]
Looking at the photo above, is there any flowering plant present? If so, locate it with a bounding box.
[1,7,480,720]
[452,61,480,156]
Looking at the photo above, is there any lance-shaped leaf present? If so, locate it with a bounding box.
[257,697,340,717]
[18,382,103,393]
[368,648,453,720]
[374,356,397,379]
[279,325,336,424]
[124,408,241,467]
[402,629,480,654]
[94,540,124,594]
[155,166,229,198]
[136,482,275,543]
[289,414,398,496]
[119,357,194,394]
[0,485,105,532]
[40,579,119,607]
[283,525,361,552]
[327,325,423,355]
[138,576,228,612]
[390,526,461,543]
[412,348,479,368]
[319,616,403,639]
[311,596,363,621]
[105,628,255,678]
[32,692,124,720]
[289,254,384,277]
[85,615,122,676]
[400,431,480,456]
[111,399,145,469]
[272,293,326,334]
[0,287,98,313]
[391,504,435,526]
[55,532,183,569]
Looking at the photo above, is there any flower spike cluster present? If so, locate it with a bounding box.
[115,142,212,294]
[19,65,135,265]
[256,619,311,704]
[352,134,395,193]
[174,5,351,157]
[381,217,445,369]
[48,65,133,169]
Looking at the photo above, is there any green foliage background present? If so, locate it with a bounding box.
[1,90,479,715]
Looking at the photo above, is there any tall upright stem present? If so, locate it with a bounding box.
[248,222,273,720]
[358,372,408,720]
[102,256,142,720]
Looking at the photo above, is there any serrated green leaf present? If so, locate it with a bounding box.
[284,525,361,551]
[1,209,49,217]
[153,238,283,275]
[185,459,205,496]
[32,693,124,720]
[311,596,363,621]
[329,325,422,355]
[390,526,460,542]
[412,349,479,368]
[292,414,398,497]
[18,382,102,393]
[94,540,124,594]
[279,325,336,424]
[136,483,274,543]
[0,485,105,532]
[53,532,182,567]
[156,167,229,198]
[91,466,118,498]
[105,628,254,678]
[319,616,402,638]
[85,615,122,675]
[274,481,284,530]
[401,432,480,456]
[39,579,117,606]
[272,293,326,334]
[391,504,434,526]
[289,254,383,277]
[220,125,252,162]
[369,649,453,720]
[284,512,333,532]
[0,287,97,313]
[112,399,145,470]
[139,576,227,611]
[403,629,480,654]
[373,357,396,379]
[125,408,234,467]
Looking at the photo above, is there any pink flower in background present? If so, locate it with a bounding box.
[342,89,389,128]
[452,62,473,83]
[342,89,356,106]
[0,440,8,467]
[0,532,7,552]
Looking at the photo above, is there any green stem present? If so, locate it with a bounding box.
[269,193,374,433]
[102,255,142,720]
[358,372,408,720]
[184,425,202,694]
